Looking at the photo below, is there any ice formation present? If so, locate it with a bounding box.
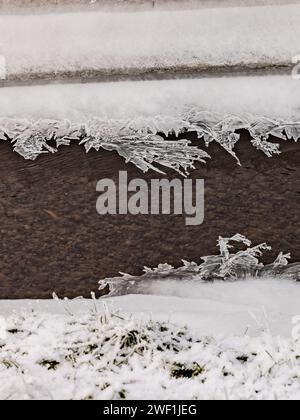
[0,112,299,174]
[99,234,300,297]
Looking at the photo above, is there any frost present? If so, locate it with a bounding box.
[0,112,299,174]
[1,306,300,400]
[100,234,300,297]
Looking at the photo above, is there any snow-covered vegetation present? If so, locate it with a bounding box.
[0,1,299,401]
[1,233,298,400]
[0,304,300,400]
[0,234,299,400]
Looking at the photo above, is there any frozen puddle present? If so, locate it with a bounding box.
[1,278,299,338]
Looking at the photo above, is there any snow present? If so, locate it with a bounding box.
[1,76,299,172]
[0,241,299,400]
[0,4,299,79]
[0,4,299,398]
[1,76,299,121]
[1,278,299,337]
[1,0,299,14]
[0,278,300,400]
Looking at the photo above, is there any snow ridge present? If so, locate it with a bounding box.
[0,112,299,174]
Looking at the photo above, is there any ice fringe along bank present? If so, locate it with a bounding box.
[0,111,299,175]
[98,234,300,297]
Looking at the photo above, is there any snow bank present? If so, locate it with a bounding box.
[0,4,299,80]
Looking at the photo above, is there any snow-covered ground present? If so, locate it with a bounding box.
[1,278,300,337]
[0,278,300,400]
[0,4,298,79]
[0,2,299,401]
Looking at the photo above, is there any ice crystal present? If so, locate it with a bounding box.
[0,112,299,174]
[99,234,300,297]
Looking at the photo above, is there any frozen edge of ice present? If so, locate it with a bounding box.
[0,111,299,175]
[98,234,300,297]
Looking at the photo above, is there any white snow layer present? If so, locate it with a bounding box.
[1,278,299,338]
[0,4,299,78]
[1,76,299,121]
[1,0,299,13]
[1,278,300,400]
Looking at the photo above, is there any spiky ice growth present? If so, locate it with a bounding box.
[99,234,300,297]
[0,111,299,175]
